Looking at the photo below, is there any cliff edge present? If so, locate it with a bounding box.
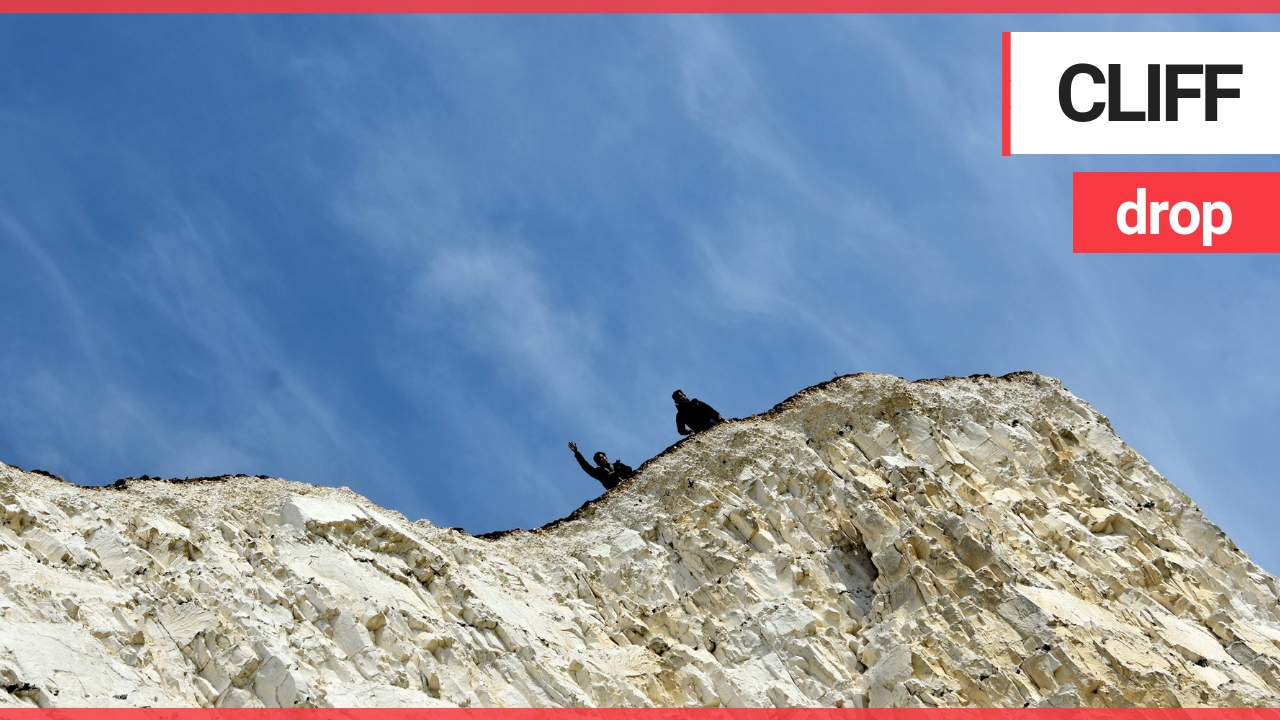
[0,372,1277,708]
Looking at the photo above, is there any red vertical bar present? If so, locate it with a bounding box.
[1002,31,1011,156]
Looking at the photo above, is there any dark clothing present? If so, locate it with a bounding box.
[573,450,633,490]
[676,398,724,435]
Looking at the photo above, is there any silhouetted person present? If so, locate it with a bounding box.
[673,389,724,436]
[568,441,634,491]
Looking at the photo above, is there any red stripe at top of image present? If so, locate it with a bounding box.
[2,0,1280,11]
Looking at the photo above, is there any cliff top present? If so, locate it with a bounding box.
[0,371,1277,709]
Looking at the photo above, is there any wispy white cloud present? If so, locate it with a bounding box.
[668,17,805,188]
[124,213,360,453]
[407,242,603,408]
[0,154,388,490]
[660,17,925,372]
[0,214,99,363]
[4,16,1279,565]
[311,35,620,429]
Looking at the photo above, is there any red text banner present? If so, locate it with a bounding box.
[1074,172,1280,253]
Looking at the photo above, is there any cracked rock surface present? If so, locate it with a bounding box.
[0,372,1277,708]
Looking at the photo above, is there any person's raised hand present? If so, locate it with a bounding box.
[568,441,578,453]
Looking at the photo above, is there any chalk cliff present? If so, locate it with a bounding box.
[1,372,1278,708]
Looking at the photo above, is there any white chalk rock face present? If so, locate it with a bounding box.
[0,372,1278,708]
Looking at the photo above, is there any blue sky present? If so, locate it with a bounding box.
[2,14,1279,572]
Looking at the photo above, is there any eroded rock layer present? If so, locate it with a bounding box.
[0,372,1278,708]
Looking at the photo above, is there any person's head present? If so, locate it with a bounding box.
[672,389,688,406]
[593,451,609,467]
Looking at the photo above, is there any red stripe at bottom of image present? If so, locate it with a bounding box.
[0,711,1279,718]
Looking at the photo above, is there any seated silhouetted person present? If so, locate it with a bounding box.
[568,441,634,490]
[673,389,725,436]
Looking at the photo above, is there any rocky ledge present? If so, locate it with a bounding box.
[0,372,1277,708]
